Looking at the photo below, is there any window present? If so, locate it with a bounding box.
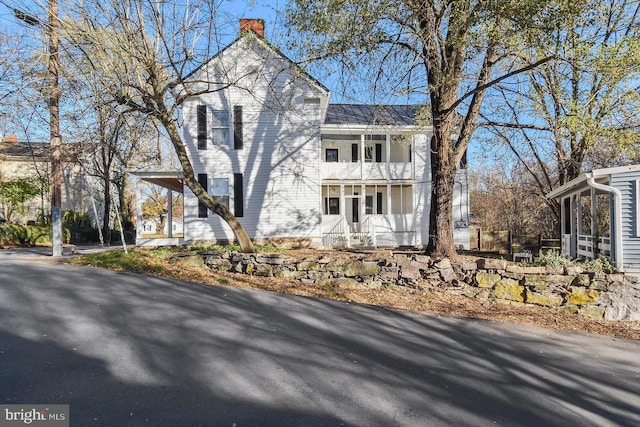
[198,174,208,218]
[211,110,229,145]
[197,105,207,150]
[211,178,229,209]
[365,196,373,214]
[233,106,243,150]
[326,148,338,162]
[324,197,340,215]
[365,144,382,162]
[234,173,243,217]
[351,144,358,162]
[376,192,383,214]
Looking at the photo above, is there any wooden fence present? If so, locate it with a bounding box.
[469,228,560,255]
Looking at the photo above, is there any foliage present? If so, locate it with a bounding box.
[62,209,99,244]
[0,177,43,222]
[528,249,616,273]
[480,0,640,222]
[0,224,71,246]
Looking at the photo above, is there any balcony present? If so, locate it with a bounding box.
[322,161,413,180]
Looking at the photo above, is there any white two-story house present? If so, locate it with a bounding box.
[133,19,470,249]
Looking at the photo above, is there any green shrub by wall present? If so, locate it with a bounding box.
[0,224,71,246]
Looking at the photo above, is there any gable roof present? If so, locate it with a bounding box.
[324,104,422,126]
[546,164,640,199]
[181,31,329,95]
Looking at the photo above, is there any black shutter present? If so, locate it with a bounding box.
[351,144,358,162]
[198,173,208,218]
[234,106,243,150]
[375,143,382,162]
[234,173,244,217]
[197,105,207,150]
[376,192,383,214]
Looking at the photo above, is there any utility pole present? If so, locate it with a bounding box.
[12,1,62,256]
[49,0,62,257]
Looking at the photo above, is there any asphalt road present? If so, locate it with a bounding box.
[0,249,639,426]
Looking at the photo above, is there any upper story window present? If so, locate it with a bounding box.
[211,110,230,146]
[326,148,338,162]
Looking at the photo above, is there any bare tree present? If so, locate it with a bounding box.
[480,0,640,222]
[53,0,255,251]
[286,0,574,258]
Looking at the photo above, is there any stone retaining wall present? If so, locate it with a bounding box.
[174,250,640,321]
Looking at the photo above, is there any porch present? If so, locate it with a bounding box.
[546,167,637,272]
[321,183,415,248]
[130,169,185,247]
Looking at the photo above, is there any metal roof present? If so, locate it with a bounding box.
[324,104,422,126]
[0,141,50,159]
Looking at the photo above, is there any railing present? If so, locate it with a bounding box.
[577,234,594,259]
[321,161,413,180]
[322,217,349,247]
[351,217,374,247]
[576,234,612,260]
[598,237,611,258]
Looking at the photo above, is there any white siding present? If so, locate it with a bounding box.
[412,133,431,246]
[182,36,325,244]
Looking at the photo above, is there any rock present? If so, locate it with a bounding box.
[439,268,457,282]
[523,274,573,290]
[256,254,287,265]
[380,266,399,280]
[244,263,255,275]
[254,263,273,277]
[564,266,584,275]
[343,260,380,277]
[475,272,501,288]
[333,278,362,289]
[492,279,525,302]
[461,262,477,271]
[566,287,599,305]
[525,290,563,307]
[410,259,430,270]
[521,266,547,274]
[393,254,411,267]
[326,259,347,272]
[579,306,605,319]
[477,258,507,271]
[204,257,232,271]
[414,255,431,264]
[464,287,491,299]
[563,304,579,315]
[296,259,320,271]
[276,270,306,280]
[400,266,421,280]
[172,253,205,268]
[434,258,452,270]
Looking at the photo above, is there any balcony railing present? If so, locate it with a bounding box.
[321,161,413,180]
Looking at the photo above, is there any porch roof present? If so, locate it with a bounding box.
[129,169,184,193]
[546,164,640,199]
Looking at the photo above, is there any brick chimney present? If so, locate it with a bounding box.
[3,135,18,143]
[240,18,265,37]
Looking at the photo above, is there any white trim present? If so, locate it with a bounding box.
[636,179,640,238]
[547,164,640,199]
[586,174,623,271]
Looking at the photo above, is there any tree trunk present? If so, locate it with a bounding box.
[426,115,458,259]
[102,172,111,245]
[160,113,255,253]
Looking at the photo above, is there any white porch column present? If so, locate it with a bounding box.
[570,195,577,257]
[135,179,143,241]
[360,183,366,224]
[386,134,391,179]
[577,192,583,235]
[387,183,392,217]
[167,190,173,238]
[591,187,597,251]
[360,135,365,179]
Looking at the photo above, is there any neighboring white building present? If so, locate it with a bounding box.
[134,19,470,249]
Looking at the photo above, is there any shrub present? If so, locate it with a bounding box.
[0,224,71,246]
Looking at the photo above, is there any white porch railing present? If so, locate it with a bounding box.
[322,217,349,247]
[351,216,374,247]
[577,235,594,259]
[598,237,611,258]
[571,234,612,260]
